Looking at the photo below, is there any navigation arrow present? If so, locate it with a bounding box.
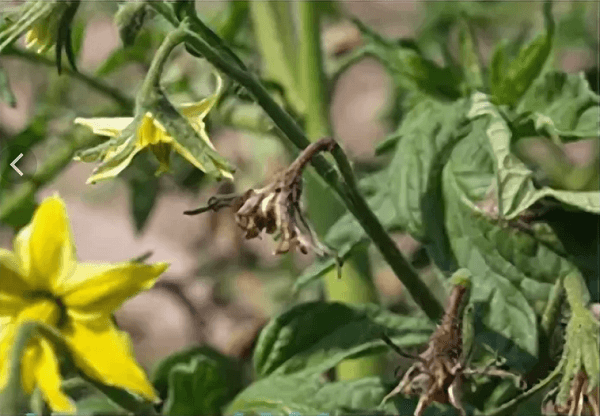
[10,153,24,176]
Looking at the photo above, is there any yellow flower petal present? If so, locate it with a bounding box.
[0,250,29,316]
[65,317,159,402]
[171,139,233,180]
[74,117,134,138]
[14,196,76,291]
[85,142,142,184]
[0,300,60,392]
[178,74,222,120]
[19,338,75,413]
[58,262,168,317]
[137,113,171,147]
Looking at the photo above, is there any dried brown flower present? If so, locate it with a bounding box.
[184,138,338,257]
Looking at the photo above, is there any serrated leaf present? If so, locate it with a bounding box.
[227,372,394,416]
[469,92,600,218]
[458,18,484,93]
[490,1,554,106]
[441,123,581,371]
[253,301,433,378]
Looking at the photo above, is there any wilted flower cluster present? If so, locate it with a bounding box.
[185,138,337,257]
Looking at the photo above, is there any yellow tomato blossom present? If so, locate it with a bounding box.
[0,1,65,55]
[24,11,61,54]
[74,76,234,184]
[0,195,168,412]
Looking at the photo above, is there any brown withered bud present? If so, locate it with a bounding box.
[543,371,600,416]
[184,138,338,258]
[382,274,522,416]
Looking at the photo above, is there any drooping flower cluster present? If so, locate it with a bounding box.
[74,75,234,184]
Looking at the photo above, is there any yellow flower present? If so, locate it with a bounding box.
[24,12,60,54]
[0,0,65,55]
[74,76,234,184]
[0,195,168,412]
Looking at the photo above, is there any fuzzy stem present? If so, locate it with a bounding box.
[137,24,186,108]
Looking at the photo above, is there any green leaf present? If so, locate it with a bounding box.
[161,355,242,416]
[458,18,484,93]
[253,301,433,378]
[114,2,150,47]
[469,92,599,218]
[0,62,16,107]
[126,155,160,233]
[517,71,600,139]
[227,372,394,416]
[490,1,554,106]
[353,18,462,100]
[388,98,469,271]
[294,172,401,293]
[441,122,579,371]
[60,378,128,415]
[151,345,243,404]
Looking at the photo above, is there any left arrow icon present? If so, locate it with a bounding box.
[10,153,24,176]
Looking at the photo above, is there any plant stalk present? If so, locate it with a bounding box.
[151,10,445,322]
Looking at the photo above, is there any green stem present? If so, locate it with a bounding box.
[480,359,564,416]
[297,1,381,380]
[137,25,186,107]
[177,19,444,321]
[3,46,133,110]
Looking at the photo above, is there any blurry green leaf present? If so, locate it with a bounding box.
[254,301,433,378]
[517,71,600,139]
[55,0,81,74]
[115,2,150,47]
[227,372,395,416]
[0,113,48,181]
[151,346,242,416]
[95,30,162,78]
[353,18,462,100]
[490,1,554,106]
[458,18,484,93]
[0,190,36,230]
[294,172,400,293]
[249,1,304,112]
[60,377,128,414]
[128,176,158,233]
[0,63,16,107]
